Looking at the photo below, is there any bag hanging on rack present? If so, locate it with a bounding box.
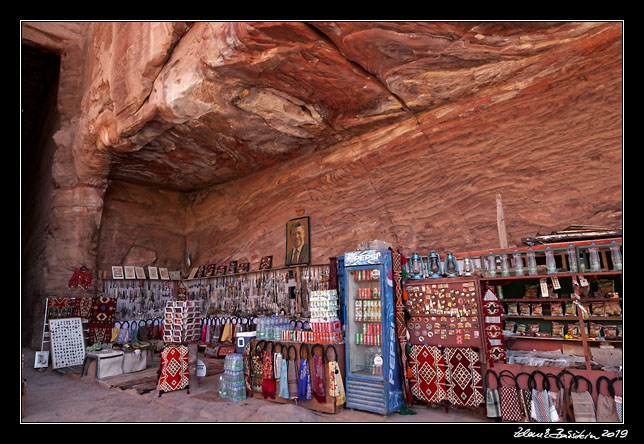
[612,376,622,421]
[138,320,149,341]
[118,321,130,343]
[556,369,576,422]
[287,345,299,401]
[498,370,525,422]
[569,374,596,422]
[529,370,559,422]
[250,340,265,394]
[326,345,345,404]
[516,372,534,422]
[596,376,619,422]
[485,369,502,420]
[298,344,312,401]
[310,344,326,404]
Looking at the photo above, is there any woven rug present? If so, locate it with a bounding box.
[87,324,114,346]
[72,297,93,319]
[89,297,116,325]
[409,344,447,404]
[444,347,485,408]
[47,298,73,319]
[158,345,190,395]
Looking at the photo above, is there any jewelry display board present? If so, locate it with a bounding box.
[404,278,483,348]
[48,317,86,369]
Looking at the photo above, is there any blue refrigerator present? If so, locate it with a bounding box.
[342,249,404,415]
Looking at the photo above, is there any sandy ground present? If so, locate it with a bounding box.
[19,347,492,424]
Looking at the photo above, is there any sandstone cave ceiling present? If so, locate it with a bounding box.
[53,21,621,193]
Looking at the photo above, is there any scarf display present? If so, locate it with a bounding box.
[250,341,265,394]
[288,351,299,400]
[310,345,326,403]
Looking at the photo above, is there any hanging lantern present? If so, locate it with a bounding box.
[407,253,426,280]
[462,257,474,276]
[444,253,460,277]
[427,251,443,278]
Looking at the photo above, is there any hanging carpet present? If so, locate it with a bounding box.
[47,298,73,319]
[71,297,93,319]
[408,344,447,404]
[157,345,190,396]
[444,347,484,408]
[89,297,116,325]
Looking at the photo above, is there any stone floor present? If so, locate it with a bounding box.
[20,347,492,423]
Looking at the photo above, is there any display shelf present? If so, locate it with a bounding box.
[499,297,622,302]
[503,315,622,321]
[482,271,622,282]
[504,335,622,343]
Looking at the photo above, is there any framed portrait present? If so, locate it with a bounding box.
[205,263,216,277]
[195,265,205,279]
[285,216,310,266]
[159,268,170,280]
[112,266,124,279]
[135,267,147,279]
[148,266,159,280]
[259,256,273,270]
[216,265,227,275]
[124,266,136,280]
[229,261,238,274]
[187,267,198,280]
[238,262,250,273]
[169,271,181,280]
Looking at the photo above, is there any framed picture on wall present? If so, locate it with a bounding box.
[216,265,227,275]
[169,271,181,280]
[135,267,146,279]
[285,216,310,266]
[259,256,273,270]
[195,265,205,279]
[205,264,216,277]
[124,266,136,280]
[187,268,198,279]
[238,262,250,273]
[229,261,238,274]
[148,266,159,280]
[112,266,124,279]
[159,268,170,280]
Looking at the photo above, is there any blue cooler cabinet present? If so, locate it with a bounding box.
[342,249,403,415]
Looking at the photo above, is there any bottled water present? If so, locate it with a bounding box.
[486,251,496,277]
[589,242,601,271]
[610,240,622,271]
[512,249,524,276]
[566,243,578,273]
[526,247,538,276]
[500,251,510,277]
[545,245,557,274]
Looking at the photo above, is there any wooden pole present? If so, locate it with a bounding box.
[496,194,509,249]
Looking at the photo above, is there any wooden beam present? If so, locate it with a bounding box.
[496,194,509,249]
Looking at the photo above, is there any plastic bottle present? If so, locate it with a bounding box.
[487,251,497,277]
[526,247,538,276]
[566,243,578,273]
[589,242,601,271]
[512,249,524,276]
[500,251,510,277]
[545,245,557,274]
[610,240,622,271]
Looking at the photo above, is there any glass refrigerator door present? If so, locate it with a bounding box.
[346,266,384,378]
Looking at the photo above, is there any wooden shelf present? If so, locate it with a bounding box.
[503,315,622,321]
[505,335,622,343]
[499,297,622,302]
[481,271,622,281]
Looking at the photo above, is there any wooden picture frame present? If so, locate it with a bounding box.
[259,256,273,270]
[195,265,205,279]
[112,266,124,279]
[216,265,227,275]
[205,263,216,277]
[285,216,310,266]
[159,268,170,280]
[124,266,136,280]
[148,266,159,280]
[135,266,147,279]
[229,261,238,274]
[238,262,250,273]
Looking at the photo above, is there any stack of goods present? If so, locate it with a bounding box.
[219,353,246,402]
[309,290,342,343]
[163,300,201,343]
